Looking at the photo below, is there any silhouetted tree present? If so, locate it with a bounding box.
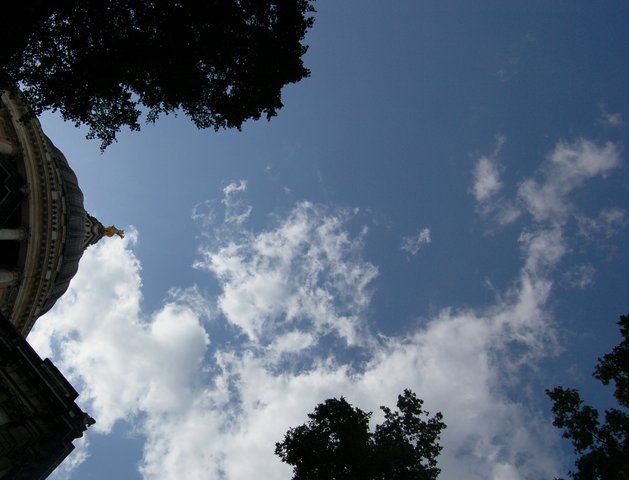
[275,389,446,480]
[546,313,629,480]
[0,0,315,148]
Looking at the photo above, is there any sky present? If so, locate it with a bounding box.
[24,1,629,479]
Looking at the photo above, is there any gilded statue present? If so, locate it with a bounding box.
[103,226,125,238]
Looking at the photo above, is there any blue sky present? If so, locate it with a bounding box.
[26,1,629,479]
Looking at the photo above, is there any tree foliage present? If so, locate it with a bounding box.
[275,389,446,480]
[0,0,315,148]
[546,313,629,480]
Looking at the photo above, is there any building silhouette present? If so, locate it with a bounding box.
[0,312,95,479]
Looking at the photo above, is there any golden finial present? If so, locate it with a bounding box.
[103,226,125,238]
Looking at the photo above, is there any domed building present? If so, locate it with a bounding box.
[0,90,123,336]
[0,91,120,479]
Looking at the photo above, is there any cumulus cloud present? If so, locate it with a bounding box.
[29,230,210,433]
[33,140,625,480]
[137,222,563,480]
[35,207,563,480]
[401,227,432,256]
[184,185,565,479]
[194,201,378,347]
[46,436,90,480]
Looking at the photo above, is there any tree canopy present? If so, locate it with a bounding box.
[275,389,446,480]
[0,0,315,149]
[547,313,629,480]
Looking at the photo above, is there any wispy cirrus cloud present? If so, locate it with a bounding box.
[191,179,253,232]
[562,263,596,289]
[576,207,627,240]
[471,135,521,225]
[222,180,252,225]
[472,135,505,203]
[473,137,622,231]
[518,139,620,224]
[401,227,431,257]
[473,136,623,297]
[600,110,623,128]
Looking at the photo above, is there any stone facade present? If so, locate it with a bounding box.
[0,312,94,479]
[0,91,104,478]
[0,91,112,336]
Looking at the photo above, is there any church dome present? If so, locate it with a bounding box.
[37,137,87,316]
[0,91,122,335]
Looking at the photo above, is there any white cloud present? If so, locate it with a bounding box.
[518,139,620,223]
[33,203,566,480]
[475,138,621,230]
[191,199,219,229]
[194,201,378,347]
[519,226,566,276]
[28,230,210,433]
[135,242,562,480]
[223,180,247,197]
[185,195,562,479]
[222,180,252,225]
[46,436,90,480]
[471,136,624,291]
[34,141,627,480]
[472,136,521,225]
[576,207,628,239]
[191,179,253,231]
[472,135,505,203]
[562,264,595,289]
[401,227,432,256]
[473,157,502,201]
[600,111,623,128]
[494,203,522,225]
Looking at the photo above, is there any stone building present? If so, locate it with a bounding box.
[0,91,120,478]
[0,90,122,336]
[0,312,95,479]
